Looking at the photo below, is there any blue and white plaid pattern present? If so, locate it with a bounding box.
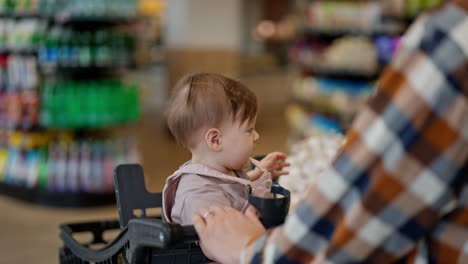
[242,2,468,263]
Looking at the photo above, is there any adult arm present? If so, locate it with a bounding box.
[195,2,468,263]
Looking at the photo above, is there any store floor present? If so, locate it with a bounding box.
[0,70,291,264]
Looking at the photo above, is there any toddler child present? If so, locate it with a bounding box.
[162,72,289,225]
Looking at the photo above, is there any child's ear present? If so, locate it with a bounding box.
[205,128,222,151]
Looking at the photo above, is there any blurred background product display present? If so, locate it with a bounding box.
[286,0,442,144]
[279,132,343,210]
[0,1,446,263]
[0,0,444,214]
[0,0,443,213]
[0,0,143,206]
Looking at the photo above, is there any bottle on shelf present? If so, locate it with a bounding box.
[37,148,48,190]
[78,140,91,193]
[102,140,115,191]
[25,148,40,188]
[54,140,67,192]
[89,141,103,193]
[0,147,7,182]
[66,142,79,192]
[78,31,92,67]
[93,30,111,67]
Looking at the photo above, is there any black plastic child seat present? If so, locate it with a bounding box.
[60,164,208,264]
[59,163,290,264]
[114,164,163,228]
[114,164,209,263]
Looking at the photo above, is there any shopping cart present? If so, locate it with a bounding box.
[59,164,290,264]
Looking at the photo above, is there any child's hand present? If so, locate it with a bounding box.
[259,152,290,178]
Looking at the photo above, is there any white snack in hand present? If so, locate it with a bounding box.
[280,133,344,210]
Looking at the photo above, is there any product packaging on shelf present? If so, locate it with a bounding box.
[0,135,140,194]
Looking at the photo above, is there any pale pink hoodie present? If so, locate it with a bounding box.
[162,158,272,225]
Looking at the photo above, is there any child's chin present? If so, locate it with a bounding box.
[240,160,251,170]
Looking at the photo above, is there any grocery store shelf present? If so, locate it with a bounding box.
[0,3,140,208]
[286,103,347,139]
[0,182,115,207]
[0,47,38,54]
[0,12,47,19]
[0,124,45,133]
[300,24,405,39]
[54,14,138,27]
[42,65,126,79]
[300,64,383,81]
[381,15,417,26]
[290,96,355,122]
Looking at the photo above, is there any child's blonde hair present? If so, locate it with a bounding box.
[166,72,258,148]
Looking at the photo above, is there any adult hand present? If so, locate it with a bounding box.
[193,206,266,264]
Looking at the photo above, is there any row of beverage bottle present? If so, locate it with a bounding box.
[40,80,140,128]
[0,54,39,90]
[58,0,138,19]
[0,19,134,68]
[39,27,134,69]
[0,137,140,193]
[0,0,52,15]
[0,79,140,130]
[0,54,40,131]
[0,0,138,18]
[0,89,38,130]
[0,19,44,51]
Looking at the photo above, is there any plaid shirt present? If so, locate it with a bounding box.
[242,1,468,263]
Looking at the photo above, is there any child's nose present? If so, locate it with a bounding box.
[253,131,260,142]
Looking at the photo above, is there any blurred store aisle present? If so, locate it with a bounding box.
[0,70,291,264]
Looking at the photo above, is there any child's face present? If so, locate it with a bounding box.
[220,116,259,170]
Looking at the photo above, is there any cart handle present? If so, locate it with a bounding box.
[60,218,199,262]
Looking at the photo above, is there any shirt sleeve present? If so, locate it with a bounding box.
[251,171,273,198]
[241,2,468,263]
[176,186,232,225]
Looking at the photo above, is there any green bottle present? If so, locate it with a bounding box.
[48,26,60,68]
[55,83,66,127]
[47,82,57,127]
[37,149,48,191]
[70,30,80,67]
[94,30,111,67]
[58,28,71,66]
[79,32,92,67]
[61,82,71,128]
[5,0,15,12]
[117,83,127,122]
[68,83,81,128]
[88,84,99,128]
[102,82,112,125]
[40,82,52,126]
[75,82,85,127]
